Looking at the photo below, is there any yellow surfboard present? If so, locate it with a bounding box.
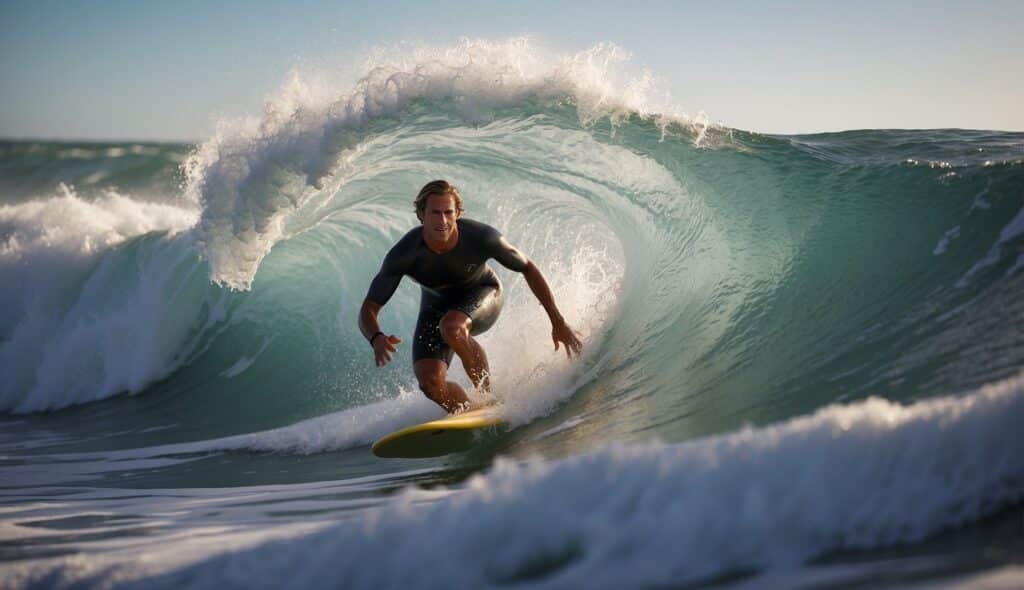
[372,407,506,458]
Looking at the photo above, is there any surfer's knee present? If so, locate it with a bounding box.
[439,312,470,347]
[416,371,446,398]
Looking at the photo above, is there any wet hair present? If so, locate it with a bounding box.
[414,180,464,220]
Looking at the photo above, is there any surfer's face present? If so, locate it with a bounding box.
[421,193,459,242]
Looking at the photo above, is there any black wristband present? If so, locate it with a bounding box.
[369,331,385,347]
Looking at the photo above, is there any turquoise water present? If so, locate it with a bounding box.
[2,43,1023,589]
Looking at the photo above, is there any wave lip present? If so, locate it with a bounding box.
[183,38,709,291]
[39,373,1023,589]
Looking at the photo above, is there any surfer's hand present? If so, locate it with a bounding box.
[552,320,582,359]
[373,334,402,367]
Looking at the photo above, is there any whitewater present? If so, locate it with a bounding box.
[2,40,1023,589]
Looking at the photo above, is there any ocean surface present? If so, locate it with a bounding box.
[2,41,1023,589]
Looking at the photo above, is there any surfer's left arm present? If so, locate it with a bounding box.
[521,262,582,358]
[487,231,582,358]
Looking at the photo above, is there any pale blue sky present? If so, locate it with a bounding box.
[1,0,1021,141]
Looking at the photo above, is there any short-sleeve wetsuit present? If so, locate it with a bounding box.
[365,218,529,364]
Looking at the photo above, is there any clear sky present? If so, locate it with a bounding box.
[1,0,1021,142]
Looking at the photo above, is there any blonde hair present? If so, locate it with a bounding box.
[414,180,464,219]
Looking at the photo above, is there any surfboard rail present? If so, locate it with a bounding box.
[372,407,505,458]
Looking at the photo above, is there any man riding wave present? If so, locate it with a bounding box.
[359,180,582,413]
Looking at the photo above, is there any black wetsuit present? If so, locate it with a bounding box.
[366,218,529,364]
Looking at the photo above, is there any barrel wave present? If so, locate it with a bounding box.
[2,40,1022,588]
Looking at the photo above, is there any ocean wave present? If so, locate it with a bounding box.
[183,38,712,291]
[16,372,1023,589]
[0,184,213,412]
[1,39,1021,453]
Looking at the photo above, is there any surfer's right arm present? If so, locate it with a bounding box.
[360,243,408,367]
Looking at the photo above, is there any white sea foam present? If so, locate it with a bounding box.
[12,373,1021,589]
[0,184,216,412]
[0,183,195,263]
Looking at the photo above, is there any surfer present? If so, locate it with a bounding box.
[359,180,582,413]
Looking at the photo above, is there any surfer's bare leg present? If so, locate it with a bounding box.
[439,311,491,393]
[414,359,469,413]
